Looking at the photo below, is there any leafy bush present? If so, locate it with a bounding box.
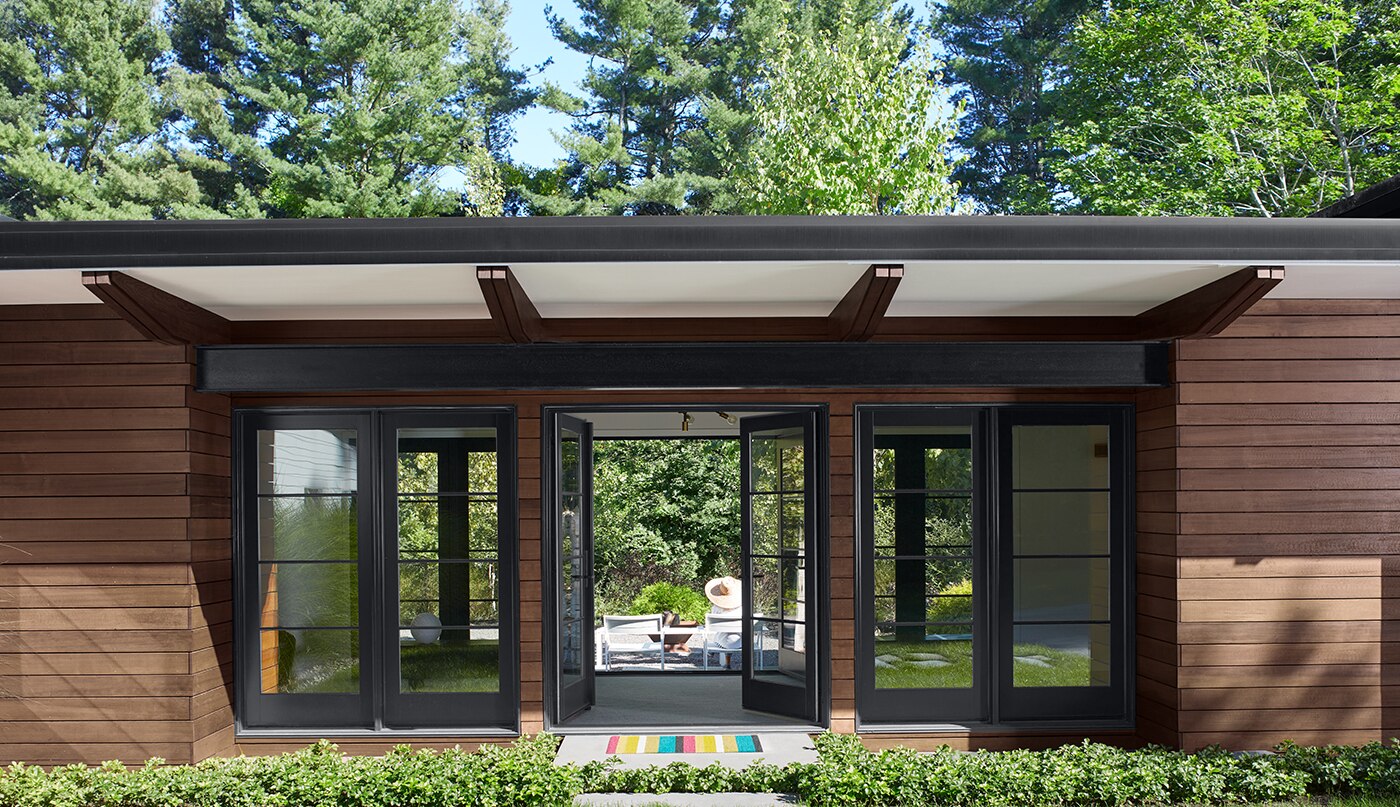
[630,581,711,623]
[4,733,1400,807]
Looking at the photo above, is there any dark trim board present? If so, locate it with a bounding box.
[197,342,1171,392]
[5,215,1400,268]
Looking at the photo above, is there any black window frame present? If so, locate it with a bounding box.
[233,407,519,735]
[855,404,1134,729]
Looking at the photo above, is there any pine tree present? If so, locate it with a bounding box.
[933,0,1093,213]
[169,0,520,217]
[0,0,220,219]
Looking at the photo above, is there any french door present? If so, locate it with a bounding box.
[740,412,820,722]
[555,414,596,721]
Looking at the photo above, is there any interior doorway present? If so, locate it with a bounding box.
[544,405,828,732]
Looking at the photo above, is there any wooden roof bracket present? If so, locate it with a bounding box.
[829,264,904,341]
[82,270,231,345]
[476,265,544,343]
[1135,266,1284,340]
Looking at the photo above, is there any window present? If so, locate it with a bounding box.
[857,406,1131,727]
[235,409,517,733]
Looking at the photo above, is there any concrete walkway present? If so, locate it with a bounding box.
[575,794,799,806]
[555,732,818,770]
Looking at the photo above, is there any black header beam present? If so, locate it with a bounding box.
[197,341,1169,392]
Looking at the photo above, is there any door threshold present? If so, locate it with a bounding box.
[551,724,821,735]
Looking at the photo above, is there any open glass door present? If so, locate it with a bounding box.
[555,414,595,722]
[740,412,819,721]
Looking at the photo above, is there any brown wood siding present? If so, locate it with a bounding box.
[0,304,234,765]
[1143,299,1400,751]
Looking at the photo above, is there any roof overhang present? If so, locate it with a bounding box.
[2,215,1396,345]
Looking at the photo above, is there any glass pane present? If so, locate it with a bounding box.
[560,431,581,493]
[873,447,896,490]
[926,557,973,594]
[256,429,358,495]
[751,433,779,492]
[780,555,805,620]
[1013,558,1110,623]
[394,427,497,494]
[780,494,804,551]
[751,555,780,617]
[925,445,973,490]
[397,497,498,560]
[1012,425,1109,489]
[779,437,805,492]
[925,496,972,552]
[752,494,779,556]
[1014,491,1110,555]
[560,619,583,680]
[561,494,582,551]
[258,496,358,561]
[399,628,500,693]
[399,562,498,627]
[258,562,357,627]
[752,618,803,684]
[259,628,359,693]
[873,495,895,552]
[874,625,974,690]
[1013,624,1110,687]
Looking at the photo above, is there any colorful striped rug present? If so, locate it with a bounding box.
[605,734,763,754]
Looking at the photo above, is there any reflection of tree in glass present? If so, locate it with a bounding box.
[395,450,500,617]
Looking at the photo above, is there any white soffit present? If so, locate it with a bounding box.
[2,259,1397,319]
[510,262,866,318]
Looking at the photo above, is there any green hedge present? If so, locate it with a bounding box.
[2,733,1398,807]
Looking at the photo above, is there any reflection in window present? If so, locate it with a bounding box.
[256,429,361,694]
[871,426,975,691]
[1011,424,1111,688]
[395,428,501,694]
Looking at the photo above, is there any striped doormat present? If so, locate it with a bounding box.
[606,734,764,754]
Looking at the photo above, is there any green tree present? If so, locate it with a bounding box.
[731,3,963,214]
[1051,0,1400,216]
[0,0,220,219]
[592,440,741,616]
[932,0,1094,213]
[169,0,511,217]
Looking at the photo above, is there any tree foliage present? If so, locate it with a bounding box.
[732,1,962,214]
[933,0,1093,213]
[1051,0,1400,216]
[0,0,219,219]
[592,439,740,616]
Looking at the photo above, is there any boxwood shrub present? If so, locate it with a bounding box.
[1,733,1397,807]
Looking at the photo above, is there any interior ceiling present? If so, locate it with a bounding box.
[569,410,778,438]
[2,260,1397,319]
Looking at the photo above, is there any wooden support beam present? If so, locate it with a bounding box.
[828,264,903,341]
[1136,266,1285,340]
[81,271,230,345]
[476,265,543,343]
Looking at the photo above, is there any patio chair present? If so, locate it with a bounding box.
[600,614,665,671]
[701,614,744,670]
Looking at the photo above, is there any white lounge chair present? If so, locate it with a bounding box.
[701,614,744,670]
[600,614,665,671]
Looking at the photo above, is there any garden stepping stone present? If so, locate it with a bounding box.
[1014,656,1053,667]
[909,659,951,667]
[907,653,948,661]
[874,658,894,668]
[875,654,900,663]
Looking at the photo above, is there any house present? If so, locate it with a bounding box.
[1,194,1398,765]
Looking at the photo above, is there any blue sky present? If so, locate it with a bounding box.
[502,0,587,167]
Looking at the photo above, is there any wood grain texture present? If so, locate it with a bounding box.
[1139,299,1400,751]
[0,306,232,766]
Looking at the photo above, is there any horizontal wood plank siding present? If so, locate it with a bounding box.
[1149,300,1400,751]
[0,305,233,765]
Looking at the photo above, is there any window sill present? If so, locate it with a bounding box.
[854,719,1136,735]
[235,726,521,740]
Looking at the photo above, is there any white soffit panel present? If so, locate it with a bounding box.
[888,262,1242,317]
[0,270,92,304]
[511,262,867,318]
[1264,263,1400,298]
[123,264,492,320]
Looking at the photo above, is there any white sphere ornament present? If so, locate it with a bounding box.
[410,612,442,644]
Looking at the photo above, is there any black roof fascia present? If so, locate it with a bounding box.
[1313,174,1400,219]
[3,215,1399,269]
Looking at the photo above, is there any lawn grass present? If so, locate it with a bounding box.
[873,639,1093,688]
[293,639,499,693]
